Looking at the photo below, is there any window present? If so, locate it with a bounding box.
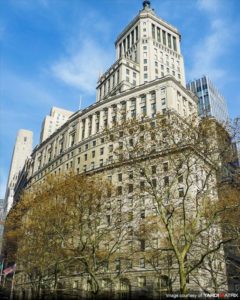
[127,259,132,269]
[117,186,122,195]
[128,184,133,193]
[138,276,146,287]
[179,188,184,197]
[152,165,156,174]
[140,181,145,191]
[163,162,169,172]
[173,36,177,51]
[144,66,148,71]
[178,175,183,183]
[115,259,120,271]
[100,147,104,155]
[129,171,133,179]
[162,30,166,45]
[139,258,145,268]
[106,215,111,226]
[77,157,80,164]
[85,144,88,150]
[152,24,155,39]
[140,240,145,251]
[140,209,145,219]
[92,151,95,158]
[126,68,130,75]
[168,33,172,48]
[101,137,105,143]
[164,176,169,186]
[152,178,157,188]
[84,154,87,161]
[144,59,147,64]
[118,173,122,182]
[108,144,113,152]
[99,159,103,167]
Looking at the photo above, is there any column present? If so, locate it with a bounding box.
[92,113,96,135]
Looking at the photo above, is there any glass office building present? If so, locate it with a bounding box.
[187,76,229,124]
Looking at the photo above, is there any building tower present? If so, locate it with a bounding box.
[4,129,33,215]
[40,106,73,142]
[186,75,229,124]
[96,0,186,102]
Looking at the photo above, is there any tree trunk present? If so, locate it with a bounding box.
[179,261,187,294]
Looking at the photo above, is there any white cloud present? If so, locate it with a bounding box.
[197,0,221,13]
[188,0,234,82]
[52,39,113,94]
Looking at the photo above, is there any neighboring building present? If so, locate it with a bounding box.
[9,1,236,297]
[186,75,229,124]
[4,129,33,216]
[40,106,73,142]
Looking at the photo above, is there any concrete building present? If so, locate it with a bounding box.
[4,129,33,215]
[10,1,235,297]
[186,75,229,124]
[40,106,73,142]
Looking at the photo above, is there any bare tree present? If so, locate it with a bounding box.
[105,111,240,294]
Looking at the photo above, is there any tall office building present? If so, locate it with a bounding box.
[10,1,234,296]
[186,76,229,124]
[40,106,73,142]
[96,0,186,102]
[4,129,33,215]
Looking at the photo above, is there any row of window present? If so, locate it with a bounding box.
[119,26,139,57]
[151,24,177,52]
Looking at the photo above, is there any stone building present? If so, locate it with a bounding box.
[4,129,33,216]
[10,1,235,298]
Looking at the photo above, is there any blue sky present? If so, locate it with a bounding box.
[0,0,240,198]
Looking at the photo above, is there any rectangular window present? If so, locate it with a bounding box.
[162,30,166,45]
[179,188,184,197]
[140,181,145,191]
[140,209,145,219]
[92,151,95,158]
[118,173,122,182]
[151,165,156,174]
[168,33,172,48]
[163,162,169,172]
[100,147,104,155]
[139,258,145,268]
[140,240,145,251]
[115,259,120,271]
[152,24,155,39]
[138,276,146,287]
[128,184,133,193]
[173,36,177,51]
[84,154,87,161]
[135,26,139,40]
[117,186,123,195]
[164,176,169,186]
[157,27,161,42]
